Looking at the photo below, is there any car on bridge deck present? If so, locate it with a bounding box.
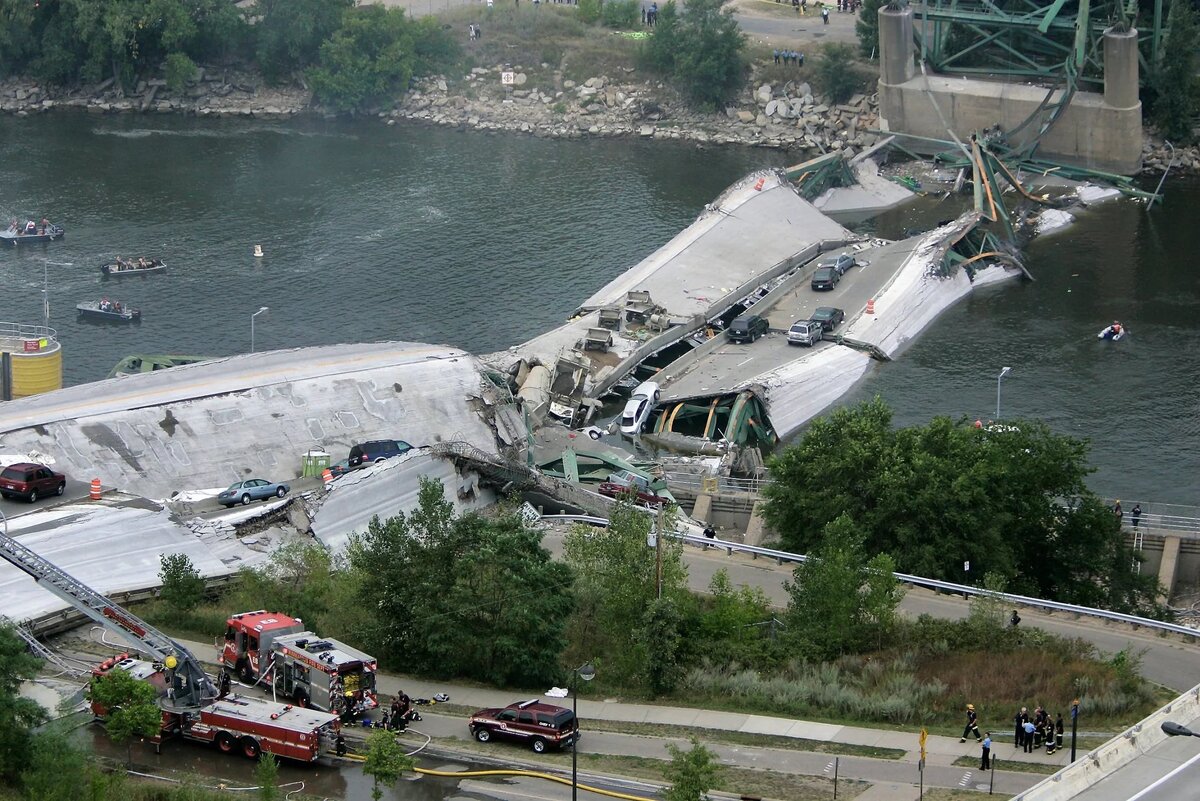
[810,306,846,331]
[217,478,290,507]
[811,266,841,291]
[817,253,857,275]
[0,463,66,503]
[348,439,414,468]
[619,381,660,435]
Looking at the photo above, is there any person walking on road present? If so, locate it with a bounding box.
[981,732,992,769]
[961,703,982,743]
[821,4,830,22]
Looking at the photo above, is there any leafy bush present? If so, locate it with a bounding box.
[814,43,859,104]
[308,5,418,114]
[642,0,747,110]
[1149,0,1199,143]
[165,53,198,93]
[256,0,354,85]
[578,0,604,24]
[158,552,205,616]
[602,0,641,29]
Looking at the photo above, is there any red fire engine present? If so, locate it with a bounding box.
[0,533,340,763]
[220,610,378,717]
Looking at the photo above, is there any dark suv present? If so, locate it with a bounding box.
[0,463,66,503]
[811,266,841,291]
[725,313,770,343]
[469,699,579,753]
[347,440,413,469]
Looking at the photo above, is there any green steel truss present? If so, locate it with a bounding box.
[912,0,1164,87]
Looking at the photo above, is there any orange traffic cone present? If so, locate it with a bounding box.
[90,478,102,500]
[322,468,333,487]
[866,298,875,315]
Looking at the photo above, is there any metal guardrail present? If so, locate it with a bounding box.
[539,512,1200,641]
[0,321,57,341]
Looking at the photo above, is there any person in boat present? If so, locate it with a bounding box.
[138,257,148,268]
[100,298,110,312]
[24,220,36,235]
[1111,321,1122,336]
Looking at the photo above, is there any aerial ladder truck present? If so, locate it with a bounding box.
[0,531,340,762]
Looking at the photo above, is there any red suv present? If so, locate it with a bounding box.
[468,699,579,753]
[0,463,66,503]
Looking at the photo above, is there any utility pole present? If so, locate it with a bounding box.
[654,502,664,599]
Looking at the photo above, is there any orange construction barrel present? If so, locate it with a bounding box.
[89,478,102,500]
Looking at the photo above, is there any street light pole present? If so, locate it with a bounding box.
[996,366,1012,420]
[571,662,596,801]
[1070,699,1079,762]
[250,306,269,353]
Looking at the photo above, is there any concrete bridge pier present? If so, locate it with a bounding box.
[744,500,769,546]
[875,8,1143,174]
[1158,535,1181,603]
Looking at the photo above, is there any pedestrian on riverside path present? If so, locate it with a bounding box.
[1014,707,1027,749]
[1023,720,1036,753]
[1132,503,1142,530]
[821,4,829,23]
[773,48,780,64]
[1010,609,1021,628]
[1055,714,1065,751]
[961,704,982,743]
[1113,499,1124,526]
[981,732,992,769]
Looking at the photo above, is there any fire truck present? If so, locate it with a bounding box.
[220,610,378,717]
[0,533,341,763]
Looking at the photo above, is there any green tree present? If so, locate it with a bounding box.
[255,752,280,801]
[0,624,47,783]
[639,596,683,696]
[664,737,722,801]
[362,729,415,801]
[763,398,1159,613]
[232,540,360,637]
[350,480,574,686]
[159,552,205,615]
[254,0,353,84]
[783,515,901,659]
[88,668,163,765]
[815,43,861,104]
[643,0,747,109]
[1150,0,1199,142]
[563,501,687,685]
[855,0,884,57]
[308,5,417,114]
[20,733,91,801]
[695,569,775,664]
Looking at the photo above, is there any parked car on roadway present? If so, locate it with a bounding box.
[787,319,824,347]
[725,313,770,343]
[468,699,580,753]
[810,306,846,331]
[619,380,661,435]
[347,439,413,468]
[218,478,290,507]
[811,266,841,291]
[817,253,857,275]
[0,463,66,503]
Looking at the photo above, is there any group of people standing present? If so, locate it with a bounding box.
[376,691,417,732]
[772,49,805,66]
[1016,706,1065,754]
[641,3,658,26]
[964,703,1066,769]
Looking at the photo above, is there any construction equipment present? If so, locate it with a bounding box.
[220,610,379,717]
[0,532,340,762]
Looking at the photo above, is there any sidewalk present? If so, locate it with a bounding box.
[178,637,1069,793]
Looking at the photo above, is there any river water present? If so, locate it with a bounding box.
[0,113,1195,502]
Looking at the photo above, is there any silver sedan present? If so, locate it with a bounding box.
[217,478,290,507]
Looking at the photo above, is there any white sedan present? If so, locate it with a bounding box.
[619,381,661,435]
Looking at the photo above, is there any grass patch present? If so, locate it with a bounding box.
[561,35,640,84]
[434,735,865,800]
[923,790,992,801]
[952,755,1061,775]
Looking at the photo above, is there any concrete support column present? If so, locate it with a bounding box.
[692,492,714,524]
[1157,535,1181,604]
[878,7,916,87]
[744,500,768,546]
[1103,27,1140,110]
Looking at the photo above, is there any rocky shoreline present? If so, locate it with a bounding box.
[1,69,1192,175]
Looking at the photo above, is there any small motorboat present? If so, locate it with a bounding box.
[101,258,166,277]
[1,220,65,245]
[1098,322,1127,341]
[77,299,141,324]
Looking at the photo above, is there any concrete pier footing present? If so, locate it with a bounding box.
[1158,535,1181,603]
[876,7,1143,174]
